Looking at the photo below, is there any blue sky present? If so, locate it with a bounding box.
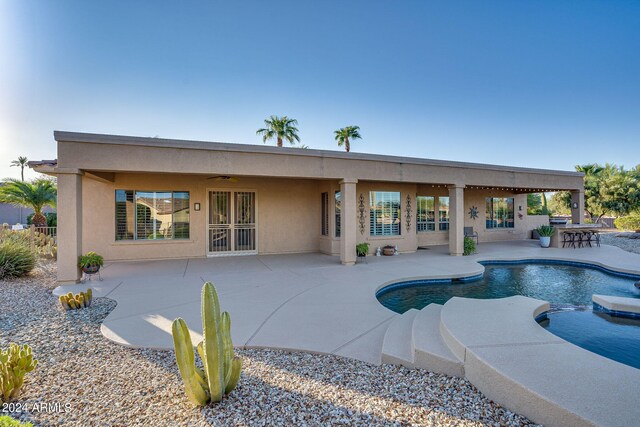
[1,0,639,180]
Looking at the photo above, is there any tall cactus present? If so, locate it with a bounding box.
[172,282,242,406]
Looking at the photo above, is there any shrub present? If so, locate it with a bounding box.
[0,416,33,427]
[0,242,36,280]
[0,344,38,403]
[463,237,476,256]
[615,214,640,232]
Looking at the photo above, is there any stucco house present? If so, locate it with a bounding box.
[31,131,585,284]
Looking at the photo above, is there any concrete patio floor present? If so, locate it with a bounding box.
[54,240,640,365]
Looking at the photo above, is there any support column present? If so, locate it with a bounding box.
[57,170,83,284]
[448,185,465,256]
[571,190,585,224]
[340,178,358,265]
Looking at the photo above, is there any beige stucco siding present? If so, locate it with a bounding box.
[57,137,584,191]
[81,173,321,261]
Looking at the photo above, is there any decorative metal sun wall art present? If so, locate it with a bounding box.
[406,194,412,232]
[358,193,366,235]
[469,206,479,220]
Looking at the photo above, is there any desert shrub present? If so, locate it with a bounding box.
[0,241,36,279]
[463,236,476,256]
[614,213,640,232]
[0,416,33,427]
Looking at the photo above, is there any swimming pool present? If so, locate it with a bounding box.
[376,261,640,313]
[376,261,640,369]
[539,309,640,369]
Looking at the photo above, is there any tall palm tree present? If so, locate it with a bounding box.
[334,126,362,153]
[0,178,57,227]
[256,116,300,147]
[10,156,29,181]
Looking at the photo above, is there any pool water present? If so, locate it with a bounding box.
[539,309,640,369]
[376,263,640,313]
[376,262,640,369]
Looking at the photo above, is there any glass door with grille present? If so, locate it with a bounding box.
[208,190,256,255]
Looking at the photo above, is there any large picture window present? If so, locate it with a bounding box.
[486,197,515,229]
[416,196,435,232]
[370,191,401,236]
[321,192,329,236]
[115,190,190,240]
[438,196,450,231]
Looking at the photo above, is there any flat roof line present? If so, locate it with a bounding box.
[53,130,585,178]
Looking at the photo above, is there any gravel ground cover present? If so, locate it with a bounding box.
[1,260,539,427]
[600,232,640,255]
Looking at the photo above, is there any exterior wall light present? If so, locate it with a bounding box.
[572,202,578,209]
[194,203,201,211]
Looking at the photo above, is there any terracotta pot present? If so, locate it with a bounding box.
[382,246,395,256]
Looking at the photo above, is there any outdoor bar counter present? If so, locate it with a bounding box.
[550,224,603,248]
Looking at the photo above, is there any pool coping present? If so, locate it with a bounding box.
[439,295,640,427]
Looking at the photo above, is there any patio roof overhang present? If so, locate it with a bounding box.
[32,131,584,192]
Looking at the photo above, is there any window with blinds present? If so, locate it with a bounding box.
[369,191,401,236]
[416,196,435,232]
[335,191,341,238]
[321,192,329,236]
[486,197,515,229]
[115,190,190,240]
[438,196,450,231]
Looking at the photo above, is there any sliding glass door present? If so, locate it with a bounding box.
[208,190,256,254]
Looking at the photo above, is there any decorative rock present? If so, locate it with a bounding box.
[0,260,540,427]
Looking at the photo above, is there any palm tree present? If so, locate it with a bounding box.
[10,156,29,181]
[334,126,362,153]
[256,116,300,147]
[0,178,57,227]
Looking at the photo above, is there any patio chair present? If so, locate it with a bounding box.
[464,227,479,245]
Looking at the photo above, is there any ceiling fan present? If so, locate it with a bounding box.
[207,175,239,182]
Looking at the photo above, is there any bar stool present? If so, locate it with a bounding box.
[593,231,601,247]
[583,231,593,248]
[562,232,575,248]
[576,231,586,248]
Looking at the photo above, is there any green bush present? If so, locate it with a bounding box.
[615,214,640,231]
[0,241,36,279]
[0,416,33,427]
[463,236,476,256]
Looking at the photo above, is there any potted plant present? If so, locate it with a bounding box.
[536,225,555,248]
[356,242,370,258]
[78,251,104,274]
[382,245,395,256]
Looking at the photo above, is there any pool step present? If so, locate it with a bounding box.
[412,304,465,377]
[381,309,418,367]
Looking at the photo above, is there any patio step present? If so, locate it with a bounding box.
[412,304,464,377]
[381,309,419,368]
